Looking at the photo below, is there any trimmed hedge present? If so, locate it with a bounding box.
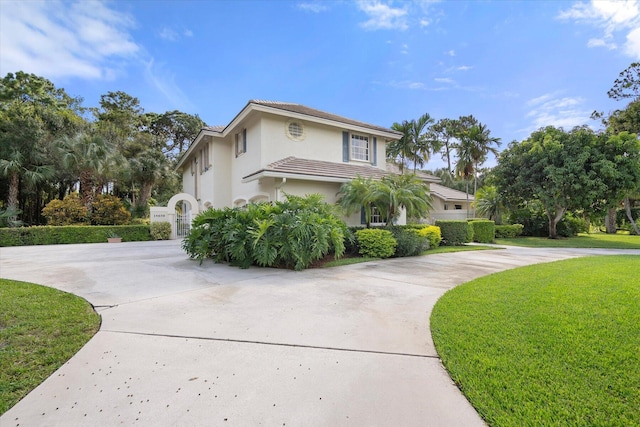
[387,226,429,257]
[469,220,495,243]
[416,225,442,248]
[0,225,151,247]
[435,220,470,246]
[355,229,397,258]
[150,222,172,240]
[495,224,524,238]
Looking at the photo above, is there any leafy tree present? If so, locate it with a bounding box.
[429,118,459,176]
[494,126,635,239]
[457,123,501,195]
[0,72,82,223]
[128,148,170,209]
[608,62,640,100]
[146,110,206,158]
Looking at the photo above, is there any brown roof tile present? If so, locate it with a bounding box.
[250,100,400,135]
[244,157,391,181]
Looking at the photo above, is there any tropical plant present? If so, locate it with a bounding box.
[90,194,131,225]
[42,193,87,225]
[372,174,433,224]
[474,186,503,224]
[336,176,378,227]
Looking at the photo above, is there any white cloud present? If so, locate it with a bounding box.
[400,43,409,54]
[357,1,408,31]
[558,0,640,58]
[297,2,329,13]
[0,0,138,79]
[434,77,454,83]
[456,65,473,71]
[159,27,179,41]
[525,93,591,130]
[420,18,430,27]
[144,59,195,112]
[447,50,455,56]
[184,29,194,37]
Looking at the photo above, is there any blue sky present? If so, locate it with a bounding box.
[1,0,638,169]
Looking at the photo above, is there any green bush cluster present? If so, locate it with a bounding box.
[387,226,429,257]
[495,224,525,238]
[469,220,495,243]
[150,222,172,240]
[41,193,87,225]
[355,228,397,258]
[416,225,443,248]
[0,225,150,247]
[508,203,587,237]
[181,194,346,270]
[435,220,470,246]
[42,193,131,226]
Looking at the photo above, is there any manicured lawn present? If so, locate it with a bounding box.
[431,256,640,426]
[496,232,640,249]
[321,244,499,268]
[0,279,100,415]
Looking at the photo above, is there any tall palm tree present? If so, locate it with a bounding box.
[128,148,169,209]
[388,120,412,174]
[410,113,437,172]
[58,133,114,211]
[458,123,501,196]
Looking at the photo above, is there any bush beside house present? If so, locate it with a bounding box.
[355,229,397,258]
[435,220,470,246]
[0,225,151,247]
[469,220,495,243]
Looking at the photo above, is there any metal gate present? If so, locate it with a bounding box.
[175,212,192,237]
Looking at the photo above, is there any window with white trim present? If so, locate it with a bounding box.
[351,133,369,161]
[235,130,246,157]
[370,206,383,225]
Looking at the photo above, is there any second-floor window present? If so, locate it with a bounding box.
[235,129,246,157]
[351,133,369,161]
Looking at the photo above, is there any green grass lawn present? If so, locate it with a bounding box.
[0,279,101,415]
[431,256,640,426]
[496,232,640,249]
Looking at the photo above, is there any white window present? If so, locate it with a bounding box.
[201,143,210,172]
[235,130,246,157]
[351,133,369,161]
[370,206,383,225]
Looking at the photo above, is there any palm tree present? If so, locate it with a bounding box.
[337,176,377,227]
[458,123,501,196]
[58,133,114,211]
[475,186,503,224]
[455,137,475,218]
[388,120,412,174]
[429,118,459,176]
[410,113,437,172]
[128,148,169,209]
[372,174,433,225]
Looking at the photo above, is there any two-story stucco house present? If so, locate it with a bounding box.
[172,100,473,230]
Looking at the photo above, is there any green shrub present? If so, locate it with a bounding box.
[417,225,442,248]
[388,226,429,257]
[508,203,587,237]
[355,228,396,258]
[182,194,346,270]
[91,194,131,225]
[496,224,524,239]
[469,220,495,243]
[150,222,172,240]
[42,193,87,225]
[0,225,150,246]
[435,220,470,246]
[495,224,524,238]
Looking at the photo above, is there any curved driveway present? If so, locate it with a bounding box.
[1,241,638,426]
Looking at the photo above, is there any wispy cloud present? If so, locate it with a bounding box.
[558,0,640,58]
[357,1,408,31]
[525,92,591,130]
[434,77,454,84]
[159,27,194,41]
[400,43,409,54]
[297,2,329,13]
[144,59,195,112]
[0,0,138,79]
[447,50,456,56]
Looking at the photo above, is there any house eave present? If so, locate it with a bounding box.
[242,170,351,184]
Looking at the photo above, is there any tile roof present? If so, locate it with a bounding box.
[244,157,391,181]
[249,100,401,135]
[385,162,440,182]
[203,125,225,132]
[430,182,475,202]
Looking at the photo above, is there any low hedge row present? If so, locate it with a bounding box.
[469,220,495,244]
[495,224,524,238]
[0,225,151,247]
[435,220,470,246]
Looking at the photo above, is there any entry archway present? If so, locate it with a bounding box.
[167,193,200,239]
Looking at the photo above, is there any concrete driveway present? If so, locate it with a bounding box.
[1,241,638,426]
